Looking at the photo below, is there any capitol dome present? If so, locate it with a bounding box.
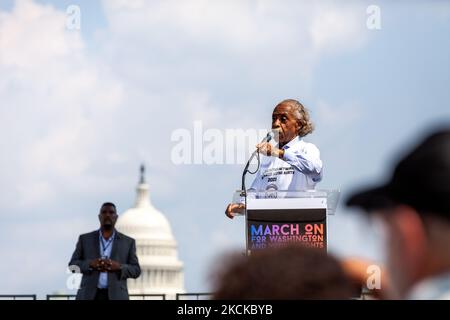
[116,165,184,299]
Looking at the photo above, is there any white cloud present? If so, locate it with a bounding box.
[96,0,369,110]
[0,0,83,68]
[0,0,124,209]
[102,0,366,55]
[315,100,364,131]
[310,3,366,54]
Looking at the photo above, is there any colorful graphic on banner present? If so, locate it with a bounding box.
[248,222,325,250]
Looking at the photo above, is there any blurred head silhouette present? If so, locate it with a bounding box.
[211,245,356,299]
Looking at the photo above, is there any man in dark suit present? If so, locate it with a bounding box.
[69,202,141,300]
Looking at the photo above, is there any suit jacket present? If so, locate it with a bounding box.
[69,230,141,300]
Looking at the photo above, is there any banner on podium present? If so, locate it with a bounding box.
[246,197,327,251]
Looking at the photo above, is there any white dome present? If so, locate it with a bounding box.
[116,184,175,242]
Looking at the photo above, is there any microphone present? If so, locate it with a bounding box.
[241,130,276,194]
[262,131,274,143]
[263,128,281,144]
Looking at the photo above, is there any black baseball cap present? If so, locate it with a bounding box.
[346,128,450,216]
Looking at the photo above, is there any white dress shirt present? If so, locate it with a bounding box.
[248,136,323,192]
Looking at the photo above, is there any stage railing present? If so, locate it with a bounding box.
[3,291,376,300]
[176,293,213,300]
[46,294,167,300]
[0,295,37,300]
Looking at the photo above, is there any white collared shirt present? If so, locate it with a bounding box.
[248,136,323,192]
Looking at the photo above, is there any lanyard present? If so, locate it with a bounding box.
[99,231,115,257]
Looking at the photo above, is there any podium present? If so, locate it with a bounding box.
[232,190,339,254]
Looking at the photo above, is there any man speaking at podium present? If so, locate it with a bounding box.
[225,99,323,219]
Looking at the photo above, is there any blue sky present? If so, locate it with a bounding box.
[0,0,449,298]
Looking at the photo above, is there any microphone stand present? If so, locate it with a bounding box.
[240,131,272,255]
[241,149,258,198]
[241,150,257,256]
[241,131,273,196]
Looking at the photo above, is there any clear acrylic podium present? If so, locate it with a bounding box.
[232,190,340,255]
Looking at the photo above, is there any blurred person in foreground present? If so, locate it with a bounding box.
[211,245,357,299]
[347,128,450,299]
